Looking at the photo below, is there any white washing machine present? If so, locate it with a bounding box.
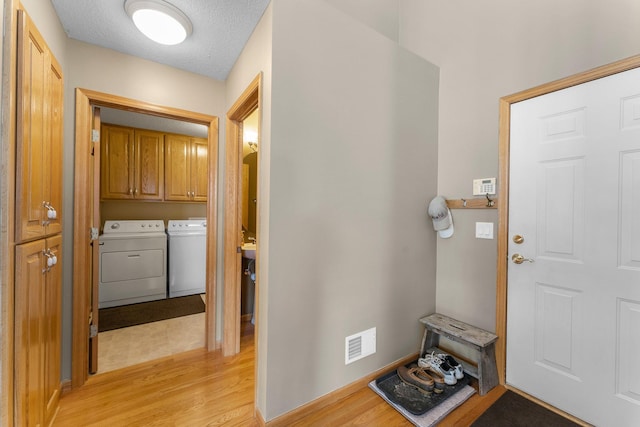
[167,219,206,298]
[99,220,167,308]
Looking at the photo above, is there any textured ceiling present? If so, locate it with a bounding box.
[51,0,271,81]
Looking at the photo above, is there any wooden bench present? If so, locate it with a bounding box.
[419,313,499,395]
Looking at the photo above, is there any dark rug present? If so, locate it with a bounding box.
[471,391,580,427]
[98,295,205,332]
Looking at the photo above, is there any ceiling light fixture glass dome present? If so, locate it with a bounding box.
[125,0,193,46]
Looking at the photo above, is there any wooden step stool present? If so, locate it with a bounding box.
[419,313,499,395]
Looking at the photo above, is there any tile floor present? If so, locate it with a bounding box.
[97,295,206,374]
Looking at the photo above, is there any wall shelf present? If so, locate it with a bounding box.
[446,196,497,209]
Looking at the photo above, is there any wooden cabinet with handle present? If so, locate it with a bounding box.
[14,10,64,426]
[164,134,208,202]
[100,124,164,200]
[15,10,63,243]
[15,234,62,427]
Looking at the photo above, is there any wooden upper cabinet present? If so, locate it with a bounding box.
[15,11,64,242]
[165,134,208,202]
[134,129,164,200]
[191,137,208,201]
[100,124,164,200]
[101,124,135,199]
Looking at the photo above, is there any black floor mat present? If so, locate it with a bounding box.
[471,391,581,427]
[375,361,471,416]
[98,295,205,332]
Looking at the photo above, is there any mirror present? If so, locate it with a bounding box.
[242,108,259,243]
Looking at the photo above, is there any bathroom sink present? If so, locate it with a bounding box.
[241,243,256,259]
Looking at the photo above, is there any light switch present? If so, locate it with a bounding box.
[475,222,494,239]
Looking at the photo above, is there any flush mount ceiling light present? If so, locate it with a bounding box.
[125,0,193,46]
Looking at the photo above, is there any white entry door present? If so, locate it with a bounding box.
[507,66,640,426]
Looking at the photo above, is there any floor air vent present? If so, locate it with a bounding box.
[345,327,376,365]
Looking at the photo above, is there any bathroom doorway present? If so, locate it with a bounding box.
[223,74,261,357]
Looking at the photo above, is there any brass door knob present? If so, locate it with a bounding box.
[512,254,534,264]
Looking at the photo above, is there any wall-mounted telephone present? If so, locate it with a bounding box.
[473,177,496,196]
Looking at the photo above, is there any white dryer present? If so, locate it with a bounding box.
[167,219,207,298]
[99,220,167,308]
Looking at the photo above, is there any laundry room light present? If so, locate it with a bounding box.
[125,0,192,46]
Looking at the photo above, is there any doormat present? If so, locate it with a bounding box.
[98,295,205,332]
[471,391,581,427]
[369,364,476,427]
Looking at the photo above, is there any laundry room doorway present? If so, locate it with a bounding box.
[71,88,219,387]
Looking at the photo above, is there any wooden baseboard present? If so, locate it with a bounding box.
[256,408,266,427]
[265,352,418,426]
[60,379,72,396]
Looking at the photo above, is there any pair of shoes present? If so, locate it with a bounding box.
[412,363,446,393]
[418,352,461,385]
[437,353,464,380]
[397,365,434,394]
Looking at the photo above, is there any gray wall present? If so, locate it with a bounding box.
[398,0,640,333]
[262,0,439,419]
[225,2,274,413]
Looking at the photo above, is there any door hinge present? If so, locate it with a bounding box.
[89,324,98,338]
[90,227,99,241]
[92,129,100,143]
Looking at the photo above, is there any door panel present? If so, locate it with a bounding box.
[16,12,47,242]
[101,125,134,199]
[192,138,208,201]
[508,66,640,426]
[45,56,64,236]
[90,107,101,374]
[135,129,164,200]
[164,134,191,201]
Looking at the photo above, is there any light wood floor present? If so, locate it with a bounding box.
[98,296,206,373]
[54,321,506,426]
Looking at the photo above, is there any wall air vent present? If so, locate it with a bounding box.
[345,327,376,365]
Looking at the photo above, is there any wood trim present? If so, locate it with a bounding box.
[446,197,497,209]
[223,73,261,357]
[72,88,219,388]
[256,409,266,427]
[265,352,419,426]
[72,89,92,387]
[495,54,640,388]
[89,107,101,373]
[223,116,242,356]
[206,116,219,351]
[1,1,19,424]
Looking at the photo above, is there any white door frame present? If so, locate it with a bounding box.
[496,54,640,401]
